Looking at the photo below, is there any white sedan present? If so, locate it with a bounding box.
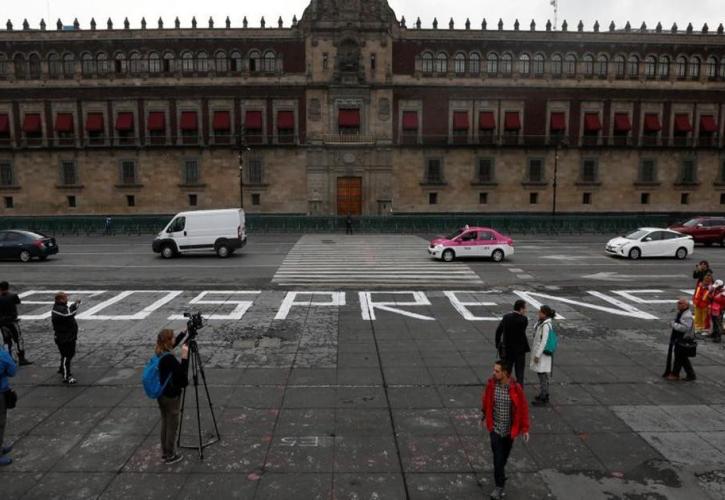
[605,228,694,260]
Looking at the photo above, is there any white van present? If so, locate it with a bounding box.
[152,209,246,258]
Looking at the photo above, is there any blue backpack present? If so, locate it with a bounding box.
[142,353,173,399]
[543,325,558,356]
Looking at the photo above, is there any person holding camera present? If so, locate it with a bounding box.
[51,292,81,384]
[0,281,31,366]
[0,343,17,466]
[154,329,189,465]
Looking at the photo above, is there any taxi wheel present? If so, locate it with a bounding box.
[492,249,505,262]
[442,249,455,262]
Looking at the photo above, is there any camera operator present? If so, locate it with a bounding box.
[154,328,189,465]
[0,281,31,366]
[51,293,81,384]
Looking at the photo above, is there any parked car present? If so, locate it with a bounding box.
[668,216,725,246]
[429,226,514,262]
[605,228,693,260]
[152,209,247,259]
[0,230,59,262]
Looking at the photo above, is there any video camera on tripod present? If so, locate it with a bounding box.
[182,311,205,341]
[177,310,221,459]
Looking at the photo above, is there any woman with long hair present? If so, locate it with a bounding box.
[530,305,556,406]
[154,329,189,465]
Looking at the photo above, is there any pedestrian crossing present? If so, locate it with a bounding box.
[272,235,484,287]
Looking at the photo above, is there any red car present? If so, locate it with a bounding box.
[669,217,725,246]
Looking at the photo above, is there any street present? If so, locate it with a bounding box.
[3,233,725,499]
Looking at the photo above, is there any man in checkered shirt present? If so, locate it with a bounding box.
[481,360,530,499]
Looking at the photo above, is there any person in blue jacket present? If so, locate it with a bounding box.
[0,344,17,466]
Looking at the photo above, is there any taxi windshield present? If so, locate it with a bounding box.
[446,229,464,240]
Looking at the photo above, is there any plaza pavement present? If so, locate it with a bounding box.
[1,234,725,499]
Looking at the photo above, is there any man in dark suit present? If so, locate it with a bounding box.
[495,300,530,386]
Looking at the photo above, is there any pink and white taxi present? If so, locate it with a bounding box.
[428,226,514,262]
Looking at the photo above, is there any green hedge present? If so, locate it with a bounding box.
[0,213,699,236]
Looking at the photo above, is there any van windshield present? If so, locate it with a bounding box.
[167,217,186,233]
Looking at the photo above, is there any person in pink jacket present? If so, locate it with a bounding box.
[709,280,725,343]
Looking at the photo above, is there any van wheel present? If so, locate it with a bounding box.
[442,249,455,262]
[216,244,230,258]
[161,245,176,259]
[675,247,688,260]
[492,249,505,262]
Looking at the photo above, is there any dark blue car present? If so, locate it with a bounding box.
[0,230,59,262]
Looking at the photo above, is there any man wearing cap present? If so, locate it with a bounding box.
[51,292,81,385]
[709,280,725,344]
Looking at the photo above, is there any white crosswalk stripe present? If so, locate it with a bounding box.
[272,235,483,287]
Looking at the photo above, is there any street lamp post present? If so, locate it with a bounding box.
[552,142,559,216]
[551,139,566,216]
[238,150,244,209]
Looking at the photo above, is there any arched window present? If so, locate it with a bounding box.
[533,53,545,75]
[644,56,657,78]
[195,51,209,73]
[230,51,242,72]
[13,54,26,79]
[62,53,75,76]
[706,56,718,78]
[486,53,498,74]
[96,53,109,74]
[582,54,594,75]
[435,52,448,73]
[469,53,480,74]
[29,54,41,78]
[613,55,625,77]
[162,52,174,73]
[48,53,62,78]
[263,50,276,72]
[181,51,194,72]
[594,55,608,76]
[114,53,127,74]
[720,58,725,79]
[453,53,466,74]
[676,56,687,78]
[128,52,144,74]
[248,50,261,72]
[13,54,27,79]
[215,51,228,73]
[148,52,161,73]
[500,53,512,74]
[551,54,563,75]
[658,56,670,78]
[688,56,700,79]
[81,53,95,75]
[518,53,530,75]
[627,55,639,77]
[564,54,576,76]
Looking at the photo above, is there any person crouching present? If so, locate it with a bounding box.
[51,293,81,385]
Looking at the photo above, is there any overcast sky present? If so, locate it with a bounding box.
[4,0,723,31]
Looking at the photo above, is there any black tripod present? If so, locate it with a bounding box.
[176,338,221,459]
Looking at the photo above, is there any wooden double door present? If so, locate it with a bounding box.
[336,176,362,215]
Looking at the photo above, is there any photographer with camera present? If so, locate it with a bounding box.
[0,281,31,366]
[51,293,81,385]
[154,329,189,465]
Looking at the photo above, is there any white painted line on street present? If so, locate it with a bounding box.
[509,268,524,273]
[517,274,535,280]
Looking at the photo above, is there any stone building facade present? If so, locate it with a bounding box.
[0,0,724,216]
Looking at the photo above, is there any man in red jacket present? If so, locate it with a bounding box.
[481,360,530,499]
